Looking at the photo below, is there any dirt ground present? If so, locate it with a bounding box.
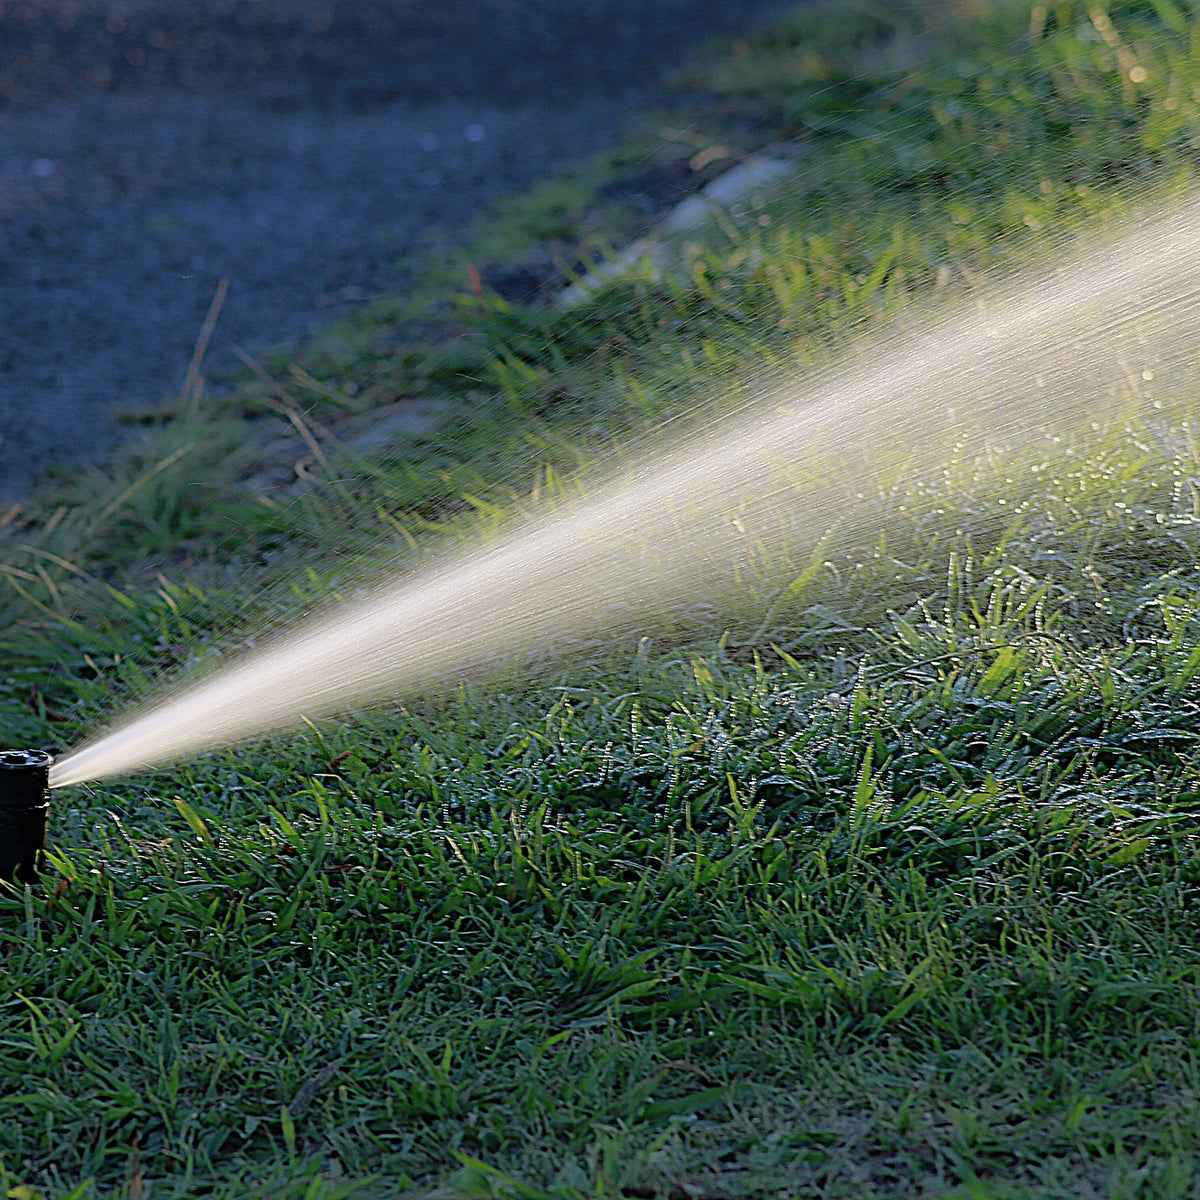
[0,0,793,496]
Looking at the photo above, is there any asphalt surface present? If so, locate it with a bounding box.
[0,0,794,498]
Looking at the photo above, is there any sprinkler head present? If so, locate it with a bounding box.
[0,750,52,887]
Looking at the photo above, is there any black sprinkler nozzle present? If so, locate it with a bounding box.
[0,750,51,886]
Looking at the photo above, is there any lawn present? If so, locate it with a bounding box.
[4,0,1200,1196]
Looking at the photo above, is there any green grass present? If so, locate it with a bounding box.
[5,0,1200,1195]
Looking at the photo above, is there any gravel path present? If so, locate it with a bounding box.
[0,0,792,498]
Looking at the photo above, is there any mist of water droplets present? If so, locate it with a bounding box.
[50,197,1200,787]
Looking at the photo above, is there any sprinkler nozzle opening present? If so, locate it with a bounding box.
[0,750,52,887]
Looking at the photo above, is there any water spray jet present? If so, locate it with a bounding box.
[44,194,1200,789]
[0,750,52,886]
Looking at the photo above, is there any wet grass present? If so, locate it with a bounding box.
[4,0,1200,1195]
[11,561,1200,1199]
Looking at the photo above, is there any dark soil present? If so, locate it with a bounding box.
[0,0,794,497]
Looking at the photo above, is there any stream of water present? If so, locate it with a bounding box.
[50,196,1200,787]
